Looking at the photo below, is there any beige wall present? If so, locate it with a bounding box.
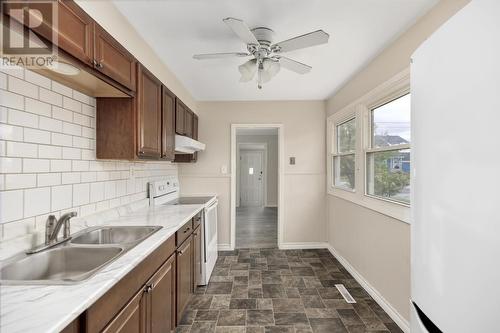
[326,0,470,324]
[237,134,278,207]
[179,101,326,247]
[75,1,197,111]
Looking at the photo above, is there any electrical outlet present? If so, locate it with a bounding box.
[290,157,296,165]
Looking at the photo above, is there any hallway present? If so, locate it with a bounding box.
[236,207,277,249]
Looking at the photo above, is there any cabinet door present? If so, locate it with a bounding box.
[146,254,176,333]
[94,23,137,91]
[193,225,202,288]
[5,1,94,65]
[175,100,185,135]
[102,288,146,333]
[161,86,176,161]
[184,110,193,138]
[176,236,193,324]
[137,64,162,159]
[191,115,199,162]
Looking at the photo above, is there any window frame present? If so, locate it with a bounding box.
[327,69,411,223]
[332,116,357,192]
[364,92,411,207]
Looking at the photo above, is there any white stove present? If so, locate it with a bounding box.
[148,177,218,286]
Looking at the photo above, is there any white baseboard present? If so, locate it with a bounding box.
[327,245,410,333]
[217,244,232,251]
[279,242,329,250]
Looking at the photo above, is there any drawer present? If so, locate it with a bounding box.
[176,220,193,246]
[193,212,202,229]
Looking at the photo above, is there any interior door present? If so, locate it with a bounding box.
[240,150,264,207]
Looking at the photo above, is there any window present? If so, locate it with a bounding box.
[333,117,356,190]
[366,94,411,204]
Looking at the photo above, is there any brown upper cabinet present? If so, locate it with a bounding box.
[136,64,162,159]
[175,99,186,136]
[94,23,137,91]
[161,87,176,161]
[5,0,136,93]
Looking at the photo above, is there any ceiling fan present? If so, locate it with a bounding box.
[193,18,329,89]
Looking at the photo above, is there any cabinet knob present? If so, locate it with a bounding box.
[98,62,104,68]
[92,59,98,66]
[144,285,153,293]
[178,249,184,255]
[183,227,190,233]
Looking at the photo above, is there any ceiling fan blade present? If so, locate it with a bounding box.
[223,17,259,45]
[278,56,312,74]
[272,30,329,53]
[193,52,250,60]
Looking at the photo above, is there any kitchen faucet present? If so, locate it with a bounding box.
[26,211,78,254]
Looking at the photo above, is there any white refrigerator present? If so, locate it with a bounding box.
[411,0,500,332]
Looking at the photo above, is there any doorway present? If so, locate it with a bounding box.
[232,125,283,249]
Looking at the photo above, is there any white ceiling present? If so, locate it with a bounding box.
[113,0,438,101]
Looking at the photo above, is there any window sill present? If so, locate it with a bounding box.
[328,188,410,224]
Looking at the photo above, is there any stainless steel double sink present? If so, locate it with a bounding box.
[0,226,161,285]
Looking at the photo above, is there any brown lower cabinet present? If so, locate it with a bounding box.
[61,215,204,333]
[176,235,194,324]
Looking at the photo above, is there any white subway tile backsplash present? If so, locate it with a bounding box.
[0,90,24,110]
[72,90,92,105]
[62,172,81,184]
[51,185,72,211]
[0,68,177,242]
[72,160,89,172]
[0,72,7,89]
[8,109,38,128]
[63,96,81,113]
[7,141,38,158]
[81,171,97,183]
[0,123,23,141]
[38,145,62,159]
[39,88,63,106]
[0,157,22,173]
[24,128,51,144]
[52,106,73,122]
[24,187,51,217]
[25,71,51,89]
[23,159,50,173]
[73,183,90,206]
[51,132,73,147]
[5,174,36,189]
[90,182,104,203]
[62,147,81,160]
[39,116,62,132]
[8,76,38,99]
[37,173,61,187]
[73,113,91,127]
[25,98,52,117]
[0,65,24,79]
[0,190,24,223]
[51,81,72,97]
[50,159,72,172]
[72,136,90,149]
[62,122,82,136]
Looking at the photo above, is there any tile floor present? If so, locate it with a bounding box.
[177,248,403,333]
[236,207,278,249]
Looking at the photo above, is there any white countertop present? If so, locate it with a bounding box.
[0,202,205,333]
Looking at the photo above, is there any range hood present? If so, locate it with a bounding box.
[175,135,206,154]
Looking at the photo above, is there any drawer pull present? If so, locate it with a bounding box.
[144,285,153,293]
[183,227,190,233]
[178,249,184,255]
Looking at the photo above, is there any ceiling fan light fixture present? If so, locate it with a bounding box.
[238,59,257,82]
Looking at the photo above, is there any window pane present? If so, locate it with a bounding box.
[337,118,356,153]
[372,94,411,148]
[366,149,410,204]
[334,154,355,189]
